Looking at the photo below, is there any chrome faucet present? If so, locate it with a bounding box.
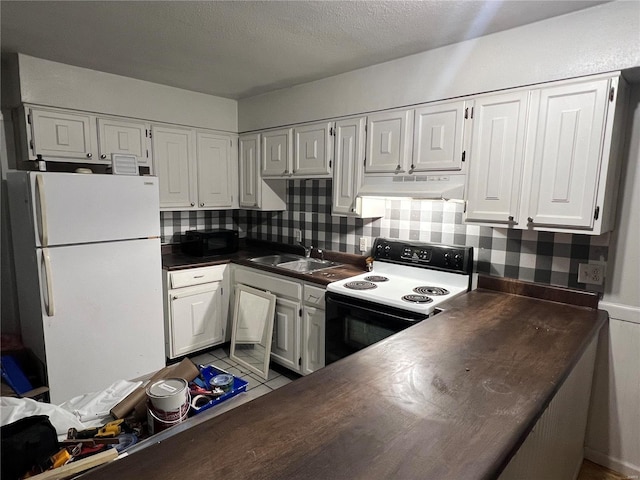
[317,248,324,261]
[299,242,312,258]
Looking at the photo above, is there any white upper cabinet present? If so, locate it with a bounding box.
[196,132,234,208]
[522,78,612,230]
[293,122,333,177]
[23,106,152,169]
[97,117,151,165]
[365,109,413,174]
[465,73,626,234]
[465,91,530,225]
[239,133,286,211]
[412,100,467,172]
[332,117,365,216]
[28,107,98,162]
[239,134,260,208]
[153,125,195,209]
[261,128,293,177]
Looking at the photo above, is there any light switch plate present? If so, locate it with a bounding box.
[294,229,302,243]
[359,237,368,252]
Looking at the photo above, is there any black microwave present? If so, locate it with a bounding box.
[180,229,239,257]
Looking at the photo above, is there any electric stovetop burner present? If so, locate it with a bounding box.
[364,275,389,282]
[344,281,378,290]
[413,286,449,296]
[402,294,434,304]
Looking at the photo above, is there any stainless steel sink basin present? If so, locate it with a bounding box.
[276,258,342,273]
[249,254,342,273]
[249,254,304,266]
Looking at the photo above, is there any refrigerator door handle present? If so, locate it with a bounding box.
[35,174,49,247]
[41,248,55,316]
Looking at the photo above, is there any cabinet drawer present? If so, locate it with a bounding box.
[304,284,325,308]
[170,265,226,289]
[234,266,301,300]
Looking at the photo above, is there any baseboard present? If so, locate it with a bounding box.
[584,447,640,477]
[598,301,640,325]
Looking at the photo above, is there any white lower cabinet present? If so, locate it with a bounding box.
[302,284,325,375]
[163,265,230,359]
[232,265,325,375]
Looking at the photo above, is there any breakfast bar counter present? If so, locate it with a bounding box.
[81,276,606,480]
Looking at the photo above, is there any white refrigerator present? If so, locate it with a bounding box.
[7,171,166,404]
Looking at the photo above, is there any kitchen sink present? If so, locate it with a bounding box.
[249,254,342,273]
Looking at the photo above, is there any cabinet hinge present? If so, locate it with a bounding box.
[594,206,600,220]
[27,113,32,125]
[363,156,367,167]
[299,357,302,366]
[609,87,615,102]
[221,287,224,296]
[29,140,34,151]
[145,129,148,137]
[461,151,466,162]
[470,107,474,119]
[329,127,333,136]
[299,308,302,317]
[329,160,332,169]
[364,124,367,133]
[463,201,467,213]
[148,130,152,138]
[146,149,149,158]
[464,107,469,119]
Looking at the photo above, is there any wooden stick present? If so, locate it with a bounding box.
[26,448,118,480]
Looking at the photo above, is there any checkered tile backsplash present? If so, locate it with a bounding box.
[161,179,609,292]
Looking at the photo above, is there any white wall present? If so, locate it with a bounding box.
[10,54,238,132]
[585,85,640,477]
[237,2,640,474]
[238,1,640,132]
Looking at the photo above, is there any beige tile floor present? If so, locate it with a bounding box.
[190,346,299,408]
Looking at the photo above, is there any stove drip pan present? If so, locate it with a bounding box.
[344,281,378,290]
[402,294,433,304]
[364,275,389,282]
[413,286,449,296]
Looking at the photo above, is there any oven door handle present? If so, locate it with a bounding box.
[326,295,421,323]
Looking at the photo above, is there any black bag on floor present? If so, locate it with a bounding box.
[1,414,59,480]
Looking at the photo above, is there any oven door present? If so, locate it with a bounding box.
[325,292,428,365]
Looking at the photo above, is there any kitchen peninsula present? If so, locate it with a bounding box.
[81,276,605,480]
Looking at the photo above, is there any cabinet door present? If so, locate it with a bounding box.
[30,108,97,162]
[302,306,325,375]
[365,110,412,174]
[262,128,292,177]
[153,126,195,209]
[293,122,333,177]
[97,117,150,165]
[169,284,222,357]
[332,117,365,216]
[525,78,610,229]
[270,297,301,372]
[465,91,529,225]
[412,101,466,172]
[239,134,260,208]
[197,132,233,208]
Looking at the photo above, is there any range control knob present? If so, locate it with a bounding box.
[444,252,451,264]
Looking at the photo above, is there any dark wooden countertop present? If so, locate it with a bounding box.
[162,243,366,286]
[82,277,606,480]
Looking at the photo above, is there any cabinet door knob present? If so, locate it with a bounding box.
[190,202,195,207]
[351,208,356,212]
[86,153,92,158]
[528,217,534,223]
[200,202,204,207]
[395,165,401,171]
[100,154,107,159]
[172,296,177,300]
[508,216,514,221]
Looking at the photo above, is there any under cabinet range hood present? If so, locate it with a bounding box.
[358,173,466,200]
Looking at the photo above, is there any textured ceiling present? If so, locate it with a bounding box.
[1,1,609,100]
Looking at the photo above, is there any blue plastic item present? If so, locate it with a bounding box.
[190,365,248,416]
[1,355,33,395]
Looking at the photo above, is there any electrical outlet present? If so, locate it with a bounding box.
[359,237,368,252]
[294,229,302,243]
[578,263,604,285]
